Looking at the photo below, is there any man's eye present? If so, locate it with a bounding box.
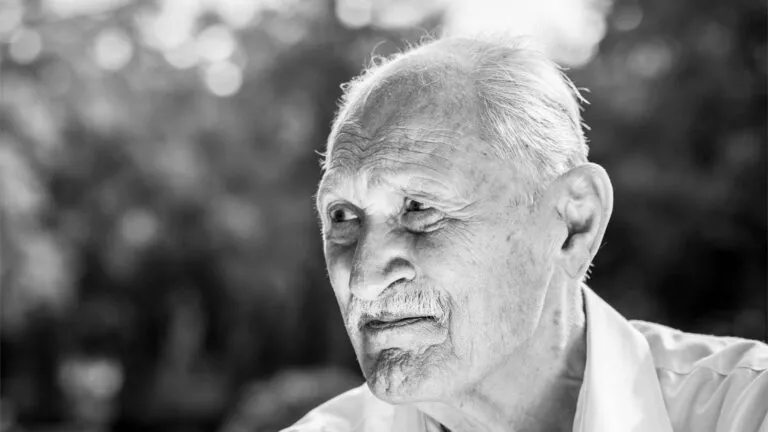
[403,198,443,232]
[329,206,358,223]
[325,204,360,244]
[404,198,433,212]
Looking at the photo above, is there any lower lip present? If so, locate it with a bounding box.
[361,318,445,348]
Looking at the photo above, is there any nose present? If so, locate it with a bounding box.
[349,224,416,301]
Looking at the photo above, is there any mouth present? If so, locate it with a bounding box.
[363,315,437,331]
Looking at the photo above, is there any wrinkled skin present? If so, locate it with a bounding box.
[316,47,611,432]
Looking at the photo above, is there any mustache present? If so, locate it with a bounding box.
[345,286,451,330]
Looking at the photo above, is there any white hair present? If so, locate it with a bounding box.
[326,35,589,202]
[345,285,451,331]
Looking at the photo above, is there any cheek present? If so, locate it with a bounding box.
[412,224,489,321]
[412,224,476,283]
[494,229,551,340]
[454,222,543,339]
[503,226,551,292]
[325,243,355,309]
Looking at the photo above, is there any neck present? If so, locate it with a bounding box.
[416,277,587,432]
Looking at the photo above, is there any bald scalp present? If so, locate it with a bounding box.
[338,49,480,140]
[325,35,589,199]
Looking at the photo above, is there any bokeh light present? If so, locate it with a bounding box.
[612,3,643,32]
[119,209,159,249]
[9,27,42,64]
[208,0,260,29]
[196,24,237,63]
[44,0,130,18]
[164,40,200,69]
[439,0,612,66]
[93,27,134,71]
[138,0,198,52]
[627,40,674,79]
[0,0,23,40]
[203,60,243,97]
[335,0,373,29]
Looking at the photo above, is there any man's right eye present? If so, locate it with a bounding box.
[329,206,358,224]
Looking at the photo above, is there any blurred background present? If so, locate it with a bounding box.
[0,0,765,431]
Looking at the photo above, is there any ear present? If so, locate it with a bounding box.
[547,163,614,280]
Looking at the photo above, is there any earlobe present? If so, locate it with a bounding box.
[554,163,613,279]
[563,238,591,279]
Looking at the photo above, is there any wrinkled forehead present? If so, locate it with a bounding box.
[319,124,469,200]
[316,123,510,218]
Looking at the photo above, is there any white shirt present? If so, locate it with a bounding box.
[283,287,768,432]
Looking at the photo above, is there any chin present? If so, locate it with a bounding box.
[362,347,450,404]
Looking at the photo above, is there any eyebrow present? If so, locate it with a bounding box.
[389,177,454,203]
[316,169,462,213]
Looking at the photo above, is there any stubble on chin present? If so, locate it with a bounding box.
[365,346,454,404]
[365,348,423,403]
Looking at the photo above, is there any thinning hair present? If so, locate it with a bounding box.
[324,35,589,201]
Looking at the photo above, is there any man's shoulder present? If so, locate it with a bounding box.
[631,320,768,431]
[631,320,768,374]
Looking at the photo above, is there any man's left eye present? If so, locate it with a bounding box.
[403,198,443,232]
[404,198,433,212]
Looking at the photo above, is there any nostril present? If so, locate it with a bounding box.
[384,258,417,281]
[388,277,408,290]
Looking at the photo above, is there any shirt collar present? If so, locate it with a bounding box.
[574,286,674,432]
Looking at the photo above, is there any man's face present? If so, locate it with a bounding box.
[316,67,556,403]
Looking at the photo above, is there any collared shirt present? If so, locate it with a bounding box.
[283,287,768,432]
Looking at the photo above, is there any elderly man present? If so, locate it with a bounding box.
[285,36,768,432]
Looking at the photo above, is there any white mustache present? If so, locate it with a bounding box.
[346,287,450,330]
